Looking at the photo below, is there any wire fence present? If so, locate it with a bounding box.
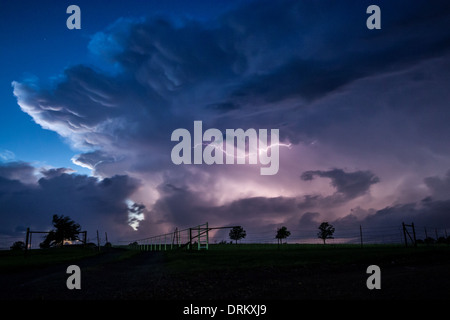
[2,223,449,251]
[208,224,450,246]
[0,232,52,250]
[125,223,210,251]
[1,230,100,251]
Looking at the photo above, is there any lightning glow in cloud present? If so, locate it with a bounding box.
[171,121,289,175]
[193,141,292,160]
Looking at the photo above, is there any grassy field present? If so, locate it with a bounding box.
[2,243,449,274]
[2,243,450,300]
[0,246,137,273]
[162,243,450,274]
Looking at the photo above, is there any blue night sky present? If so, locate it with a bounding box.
[1,0,450,245]
[0,0,248,173]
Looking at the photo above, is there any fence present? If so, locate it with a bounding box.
[206,223,450,247]
[1,229,89,251]
[2,222,449,251]
[129,222,211,251]
[126,223,245,251]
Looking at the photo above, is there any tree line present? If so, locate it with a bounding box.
[228,222,336,245]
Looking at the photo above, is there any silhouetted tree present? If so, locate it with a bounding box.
[318,222,335,244]
[11,241,25,251]
[229,226,246,244]
[437,236,447,244]
[129,241,138,247]
[40,215,82,248]
[276,226,291,245]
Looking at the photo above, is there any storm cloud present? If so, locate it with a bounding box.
[301,168,380,200]
[13,0,450,166]
[424,170,450,201]
[0,162,141,239]
[7,0,450,241]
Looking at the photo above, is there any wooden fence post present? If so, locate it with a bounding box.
[360,225,363,248]
[402,222,407,247]
[25,227,30,253]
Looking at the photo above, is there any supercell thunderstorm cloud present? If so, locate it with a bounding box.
[2,0,450,244]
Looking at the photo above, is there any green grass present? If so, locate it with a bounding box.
[0,246,100,272]
[162,243,450,274]
[2,243,449,275]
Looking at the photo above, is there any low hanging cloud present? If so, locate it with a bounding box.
[40,167,75,179]
[0,161,36,184]
[141,168,380,235]
[424,170,450,201]
[144,181,300,237]
[312,171,450,233]
[0,162,141,239]
[328,198,450,235]
[301,168,380,200]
